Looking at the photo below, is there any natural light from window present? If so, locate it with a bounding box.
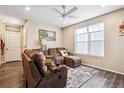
[75,22,104,57]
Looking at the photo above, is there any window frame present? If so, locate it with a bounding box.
[75,22,104,57]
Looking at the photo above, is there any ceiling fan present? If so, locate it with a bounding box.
[52,5,78,19]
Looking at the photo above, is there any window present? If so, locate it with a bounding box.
[75,22,104,57]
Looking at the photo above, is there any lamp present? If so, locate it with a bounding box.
[41,39,47,51]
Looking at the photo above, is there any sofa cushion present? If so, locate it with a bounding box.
[54,56,64,65]
[64,56,81,61]
[64,56,81,68]
[31,52,47,77]
[48,48,59,57]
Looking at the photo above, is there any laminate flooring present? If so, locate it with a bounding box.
[0,62,124,88]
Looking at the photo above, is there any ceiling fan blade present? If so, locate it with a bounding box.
[67,15,78,19]
[52,8,63,15]
[65,7,78,16]
[48,16,62,19]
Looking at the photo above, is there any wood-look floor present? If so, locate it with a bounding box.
[0,62,25,88]
[0,62,124,88]
[81,70,124,88]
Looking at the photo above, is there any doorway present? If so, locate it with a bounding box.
[4,25,22,62]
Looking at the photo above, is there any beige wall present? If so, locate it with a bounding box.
[62,8,124,74]
[26,20,62,49]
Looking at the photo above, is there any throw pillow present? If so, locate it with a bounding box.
[59,50,68,56]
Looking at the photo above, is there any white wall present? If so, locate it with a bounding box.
[26,20,62,49]
[62,8,124,74]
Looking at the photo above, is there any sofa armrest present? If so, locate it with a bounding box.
[22,52,41,88]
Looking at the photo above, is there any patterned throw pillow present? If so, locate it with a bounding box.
[59,50,68,56]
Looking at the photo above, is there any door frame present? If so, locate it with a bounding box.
[4,23,23,63]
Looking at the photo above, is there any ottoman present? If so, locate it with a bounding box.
[64,56,81,68]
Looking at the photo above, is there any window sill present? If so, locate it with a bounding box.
[75,53,104,58]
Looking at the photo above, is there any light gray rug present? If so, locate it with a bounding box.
[66,65,98,88]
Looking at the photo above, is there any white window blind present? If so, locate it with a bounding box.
[75,22,104,57]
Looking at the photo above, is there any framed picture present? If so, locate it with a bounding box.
[39,29,56,41]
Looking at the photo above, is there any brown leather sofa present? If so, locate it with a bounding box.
[48,48,64,65]
[22,49,68,88]
[48,48,81,68]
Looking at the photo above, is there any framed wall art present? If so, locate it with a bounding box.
[39,29,56,41]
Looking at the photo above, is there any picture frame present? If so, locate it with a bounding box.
[39,29,56,41]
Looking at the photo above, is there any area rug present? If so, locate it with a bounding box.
[66,65,98,88]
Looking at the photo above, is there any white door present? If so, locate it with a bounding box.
[5,31,21,62]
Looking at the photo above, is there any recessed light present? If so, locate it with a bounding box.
[25,6,31,11]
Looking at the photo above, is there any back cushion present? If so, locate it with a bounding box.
[31,52,47,77]
[48,48,58,57]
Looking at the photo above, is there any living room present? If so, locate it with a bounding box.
[0,4,124,89]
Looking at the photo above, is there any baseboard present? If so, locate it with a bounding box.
[82,63,124,75]
[0,61,5,66]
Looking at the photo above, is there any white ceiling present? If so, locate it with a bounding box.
[0,5,124,28]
